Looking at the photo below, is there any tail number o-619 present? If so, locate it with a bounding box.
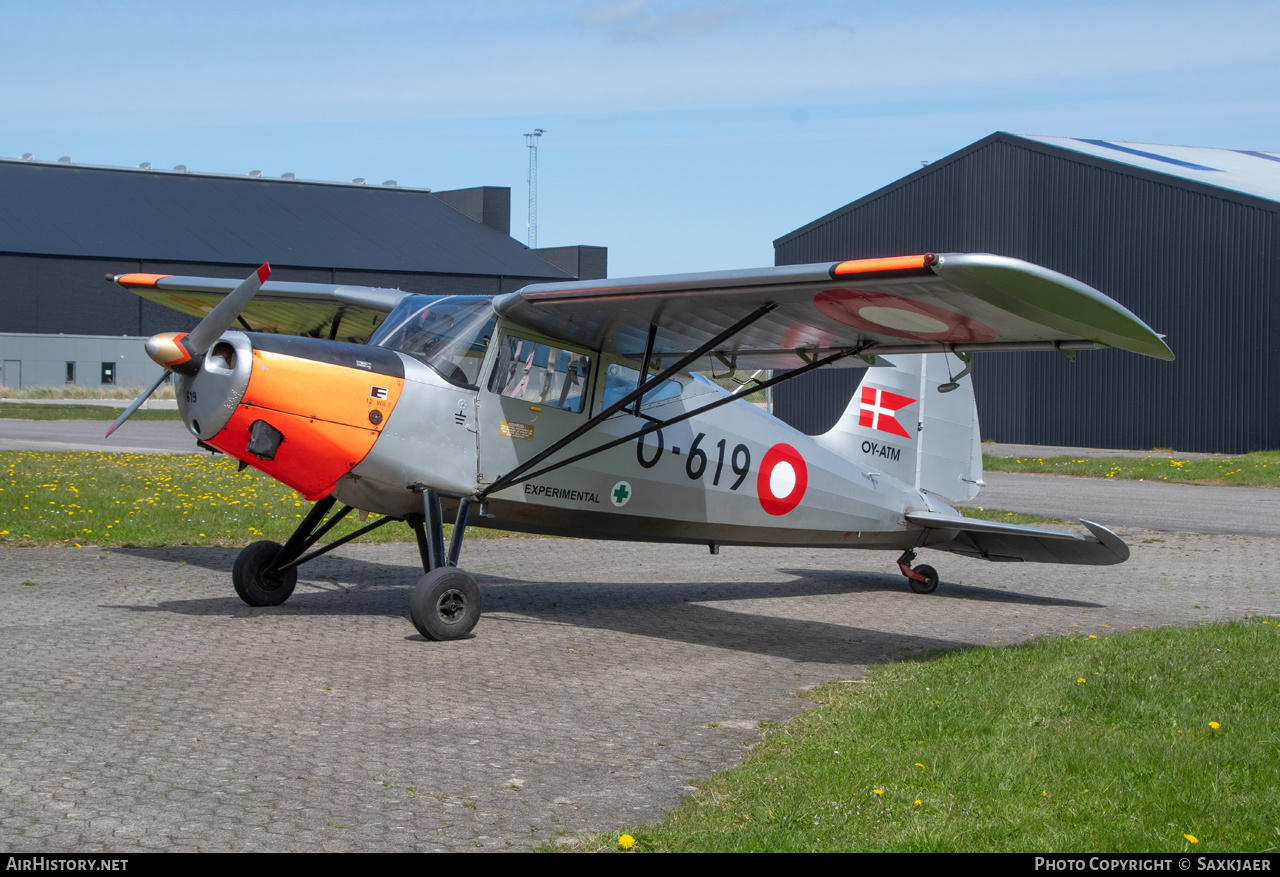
[637,430,750,490]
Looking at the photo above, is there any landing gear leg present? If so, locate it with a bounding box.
[896,549,940,595]
[408,489,481,640]
[231,494,397,606]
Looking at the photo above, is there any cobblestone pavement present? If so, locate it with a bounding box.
[3,532,1279,852]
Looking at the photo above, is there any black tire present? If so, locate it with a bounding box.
[232,540,298,606]
[908,564,939,595]
[410,567,482,641]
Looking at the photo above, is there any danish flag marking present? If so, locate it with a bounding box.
[858,386,915,439]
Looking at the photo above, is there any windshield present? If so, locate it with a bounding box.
[370,295,495,388]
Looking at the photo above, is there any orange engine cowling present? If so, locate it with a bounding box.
[189,334,405,500]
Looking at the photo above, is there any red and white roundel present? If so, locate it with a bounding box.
[814,288,997,343]
[757,443,808,516]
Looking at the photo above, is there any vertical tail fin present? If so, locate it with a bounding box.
[815,353,983,503]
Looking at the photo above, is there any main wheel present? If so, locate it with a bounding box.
[410,567,482,641]
[232,540,298,606]
[908,564,939,595]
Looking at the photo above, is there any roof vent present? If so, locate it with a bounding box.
[58,156,72,163]
[382,180,398,187]
[20,153,33,160]
[352,177,366,184]
[173,164,188,172]
[248,169,263,178]
[281,172,296,180]
[138,162,152,169]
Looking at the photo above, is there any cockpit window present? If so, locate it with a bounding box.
[488,335,590,413]
[602,363,686,410]
[370,295,495,388]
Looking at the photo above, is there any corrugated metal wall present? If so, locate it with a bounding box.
[774,136,1279,453]
[0,254,557,340]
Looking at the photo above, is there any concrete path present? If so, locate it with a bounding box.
[0,421,197,455]
[2,533,1277,852]
[960,472,1280,538]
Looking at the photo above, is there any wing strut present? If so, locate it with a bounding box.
[479,302,778,499]
[631,322,658,417]
[484,340,874,493]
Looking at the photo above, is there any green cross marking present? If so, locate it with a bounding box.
[613,483,630,504]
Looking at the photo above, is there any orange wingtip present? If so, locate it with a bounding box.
[832,254,936,276]
[115,273,172,288]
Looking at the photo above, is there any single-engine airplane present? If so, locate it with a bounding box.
[106,252,1173,640]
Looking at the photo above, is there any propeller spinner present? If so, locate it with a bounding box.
[106,263,271,438]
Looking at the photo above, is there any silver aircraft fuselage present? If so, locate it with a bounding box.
[179,320,933,553]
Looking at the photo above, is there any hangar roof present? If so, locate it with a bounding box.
[0,158,570,279]
[776,132,1280,247]
[1017,135,1280,204]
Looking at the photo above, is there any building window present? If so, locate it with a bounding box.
[66,362,76,383]
[101,362,115,385]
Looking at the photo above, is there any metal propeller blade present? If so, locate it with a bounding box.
[107,263,270,438]
[185,263,271,356]
[105,369,170,438]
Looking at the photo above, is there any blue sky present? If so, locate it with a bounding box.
[4,0,1278,277]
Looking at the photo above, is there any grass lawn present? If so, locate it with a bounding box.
[0,449,525,547]
[959,506,1061,526]
[0,385,176,401]
[0,450,1054,548]
[984,451,1280,489]
[562,620,1280,853]
[0,402,182,421]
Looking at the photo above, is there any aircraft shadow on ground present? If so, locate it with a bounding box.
[776,567,1104,609]
[103,546,1102,666]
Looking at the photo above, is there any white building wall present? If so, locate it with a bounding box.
[0,333,158,390]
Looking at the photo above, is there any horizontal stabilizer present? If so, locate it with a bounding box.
[906,512,1129,565]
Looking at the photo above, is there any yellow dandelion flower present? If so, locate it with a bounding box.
[1088,634,1097,639]
[914,763,925,769]
[1209,721,1220,730]
[1078,677,1086,683]
[913,799,922,806]
[1185,834,1198,844]
[618,834,636,850]
[873,789,884,796]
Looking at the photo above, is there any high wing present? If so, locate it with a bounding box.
[494,253,1174,370]
[111,272,410,343]
[907,512,1130,565]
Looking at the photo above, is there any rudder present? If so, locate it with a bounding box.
[815,353,983,503]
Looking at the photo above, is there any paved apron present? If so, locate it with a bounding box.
[3,531,1278,852]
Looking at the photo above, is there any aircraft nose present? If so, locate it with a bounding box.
[191,334,406,501]
[177,332,254,441]
[144,331,195,371]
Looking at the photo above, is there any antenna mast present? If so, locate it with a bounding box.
[525,128,545,247]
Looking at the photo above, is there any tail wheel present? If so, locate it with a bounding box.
[232,540,298,606]
[908,564,939,595]
[410,568,482,641]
